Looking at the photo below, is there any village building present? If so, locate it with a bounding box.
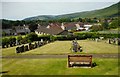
[35,22,93,35]
[2,28,13,35]
[13,25,31,35]
[2,25,31,35]
[35,23,68,35]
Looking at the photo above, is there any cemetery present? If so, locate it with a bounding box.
[1,35,119,75]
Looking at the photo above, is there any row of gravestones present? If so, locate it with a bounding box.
[88,37,104,42]
[106,38,120,45]
[89,37,120,45]
[16,41,49,53]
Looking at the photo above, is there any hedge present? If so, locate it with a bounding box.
[74,32,119,39]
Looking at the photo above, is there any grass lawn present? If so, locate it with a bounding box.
[2,58,119,75]
[2,40,119,56]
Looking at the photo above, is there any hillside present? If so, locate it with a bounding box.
[24,2,119,21]
[24,15,55,21]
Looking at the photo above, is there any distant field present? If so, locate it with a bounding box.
[2,58,118,75]
[2,40,119,56]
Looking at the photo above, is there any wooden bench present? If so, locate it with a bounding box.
[68,55,92,67]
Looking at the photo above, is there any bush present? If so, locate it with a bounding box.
[9,37,16,47]
[38,35,51,41]
[17,35,22,44]
[50,35,57,41]
[2,38,9,48]
[20,37,28,44]
[26,32,38,42]
[74,32,118,39]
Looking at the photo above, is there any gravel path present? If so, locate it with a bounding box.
[1,53,120,59]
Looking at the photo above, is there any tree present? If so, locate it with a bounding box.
[2,31,6,36]
[101,21,109,29]
[26,32,38,42]
[17,35,23,44]
[28,23,38,32]
[2,38,9,48]
[90,25,104,32]
[109,19,119,29]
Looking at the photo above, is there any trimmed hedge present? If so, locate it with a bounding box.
[37,32,119,41]
[74,32,119,39]
[38,35,51,41]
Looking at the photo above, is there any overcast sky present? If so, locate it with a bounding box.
[1,0,119,20]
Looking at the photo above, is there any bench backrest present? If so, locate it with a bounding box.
[68,55,92,67]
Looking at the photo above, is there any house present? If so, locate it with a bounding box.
[2,28,13,35]
[13,25,31,35]
[75,22,85,31]
[35,23,68,35]
[84,24,92,31]
[35,22,93,35]
[61,22,77,31]
[61,22,91,31]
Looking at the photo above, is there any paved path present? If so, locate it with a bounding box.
[1,53,120,59]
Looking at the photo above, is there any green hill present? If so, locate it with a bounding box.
[24,2,119,21]
[24,15,55,21]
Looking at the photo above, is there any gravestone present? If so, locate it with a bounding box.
[24,45,29,51]
[34,42,37,48]
[71,39,82,52]
[16,40,19,45]
[16,47,20,53]
[20,45,24,53]
[118,38,120,45]
[29,43,32,50]
[107,39,111,44]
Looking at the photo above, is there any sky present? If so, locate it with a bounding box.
[1,0,119,20]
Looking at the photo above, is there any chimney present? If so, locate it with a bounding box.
[61,23,65,30]
[46,25,50,29]
[37,24,41,28]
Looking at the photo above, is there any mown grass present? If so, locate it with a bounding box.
[2,40,119,56]
[2,58,119,75]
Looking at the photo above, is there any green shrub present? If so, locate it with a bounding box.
[74,32,118,39]
[17,35,22,44]
[2,38,9,48]
[20,37,28,44]
[38,35,51,41]
[9,37,16,47]
[26,32,38,42]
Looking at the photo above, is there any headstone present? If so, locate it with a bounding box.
[16,47,20,53]
[99,37,104,40]
[24,45,29,51]
[41,39,43,43]
[16,40,19,45]
[34,42,37,48]
[20,45,24,53]
[108,39,111,44]
[95,38,99,42]
[29,43,32,50]
[118,38,120,45]
[10,42,13,47]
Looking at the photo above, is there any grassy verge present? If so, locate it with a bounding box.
[2,40,119,56]
[2,58,119,75]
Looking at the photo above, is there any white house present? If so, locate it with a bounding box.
[84,25,92,31]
